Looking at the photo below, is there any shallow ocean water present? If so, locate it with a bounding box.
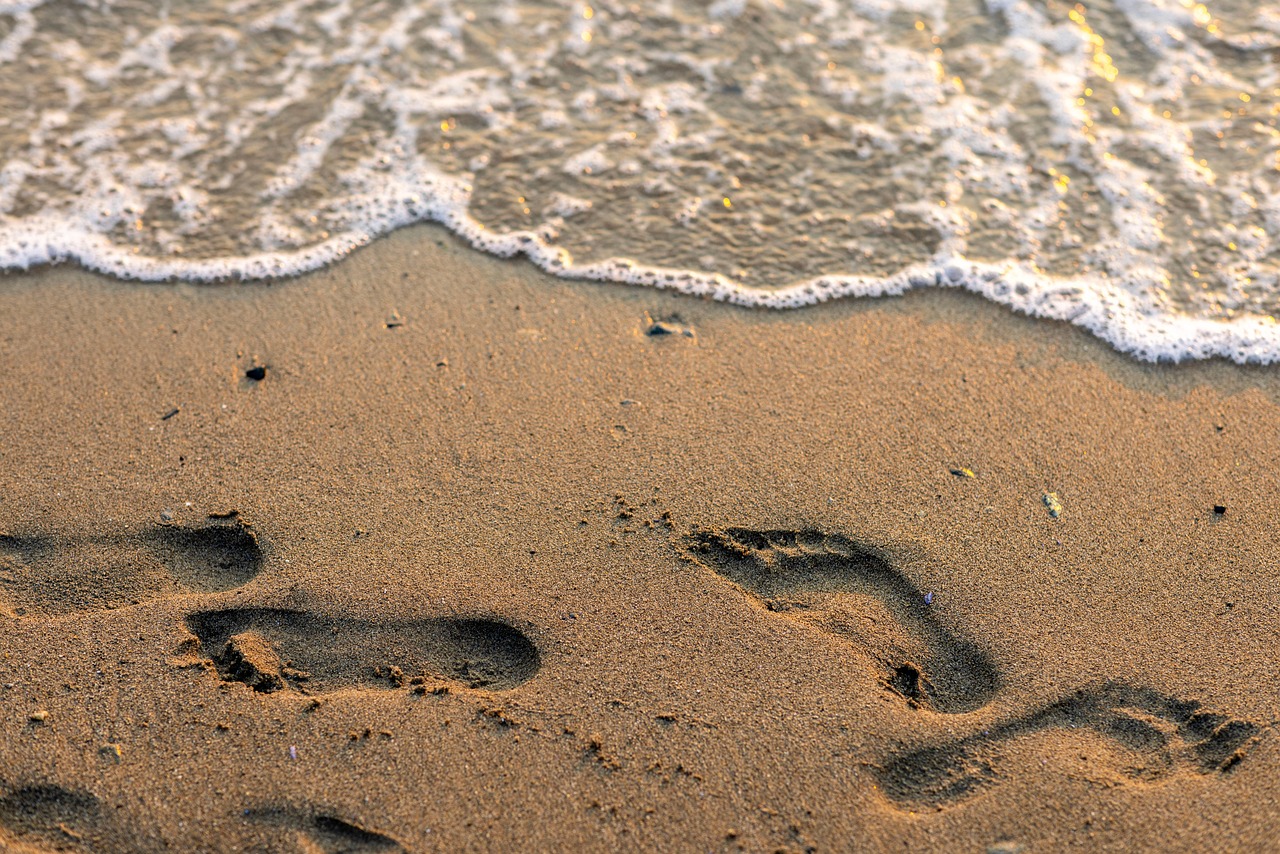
[1,0,1278,361]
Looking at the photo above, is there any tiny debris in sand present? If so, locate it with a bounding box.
[99,743,123,763]
[643,313,695,338]
[1213,505,1227,516]
[28,710,48,723]
[244,365,267,381]
[1043,492,1064,519]
[950,467,976,478]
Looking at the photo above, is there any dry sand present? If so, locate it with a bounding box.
[1,225,1279,852]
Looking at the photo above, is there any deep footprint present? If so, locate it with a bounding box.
[185,608,540,693]
[876,681,1263,809]
[686,527,998,713]
[244,807,405,853]
[0,785,110,852]
[0,519,262,617]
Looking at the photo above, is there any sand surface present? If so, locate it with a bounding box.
[1,226,1279,852]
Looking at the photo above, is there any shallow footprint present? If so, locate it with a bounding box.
[876,681,1263,810]
[686,527,998,713]
[0,785,110,853]
[0,519,263,617]
[244,806,405,853]
[184,608,540,694]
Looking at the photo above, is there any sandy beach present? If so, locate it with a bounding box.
[2,225,1279,852]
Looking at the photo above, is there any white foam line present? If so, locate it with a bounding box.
[3,173,1278,365]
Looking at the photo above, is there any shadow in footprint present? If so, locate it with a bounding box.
[0,520,263,617]
[877,681,1263,809]
[245,807,405,853]
[185,608,540,694]
[140,523,263,592]
[686,527,998,713]
[0,785,109,852]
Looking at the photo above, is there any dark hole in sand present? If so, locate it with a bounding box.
[890,664,924,701]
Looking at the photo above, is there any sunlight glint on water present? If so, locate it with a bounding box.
[1,0,1279,361]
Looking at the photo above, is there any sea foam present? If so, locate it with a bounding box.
[1,0,1278,363]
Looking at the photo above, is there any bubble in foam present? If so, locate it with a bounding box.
[1,0,1279,363]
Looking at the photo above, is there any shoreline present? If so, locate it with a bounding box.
[2,224,1278,851]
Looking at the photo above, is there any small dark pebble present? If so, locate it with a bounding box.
[245,366,267,381]
[645,320,695,338]
[1213,505,1227,516]
[161,408,180,420]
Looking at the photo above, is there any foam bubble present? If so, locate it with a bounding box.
[1,0,1280,362]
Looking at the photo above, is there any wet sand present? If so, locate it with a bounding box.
[1,225,1278,852]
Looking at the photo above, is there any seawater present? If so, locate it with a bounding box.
[1,0,1278,362]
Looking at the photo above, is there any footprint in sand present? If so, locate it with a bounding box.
[876,681,1262,809]
[0,785,112,853]
[685,527,999,714]
[686,526,1265,808]
[0,519,263,617]
[184,608,541,695]
[244,806,405,853]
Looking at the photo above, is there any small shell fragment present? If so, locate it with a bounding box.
[1042,492,1064,519]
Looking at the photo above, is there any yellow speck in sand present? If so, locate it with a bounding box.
[950,467,977,479]
[722,197,732,209]
[1043,492,1064,519]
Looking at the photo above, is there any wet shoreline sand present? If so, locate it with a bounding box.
[1,225,1278,851]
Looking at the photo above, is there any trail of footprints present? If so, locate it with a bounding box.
[0,518,540,693]
[0,516,539,851]
[685,527,1264,811]
[0,517,1266,846]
